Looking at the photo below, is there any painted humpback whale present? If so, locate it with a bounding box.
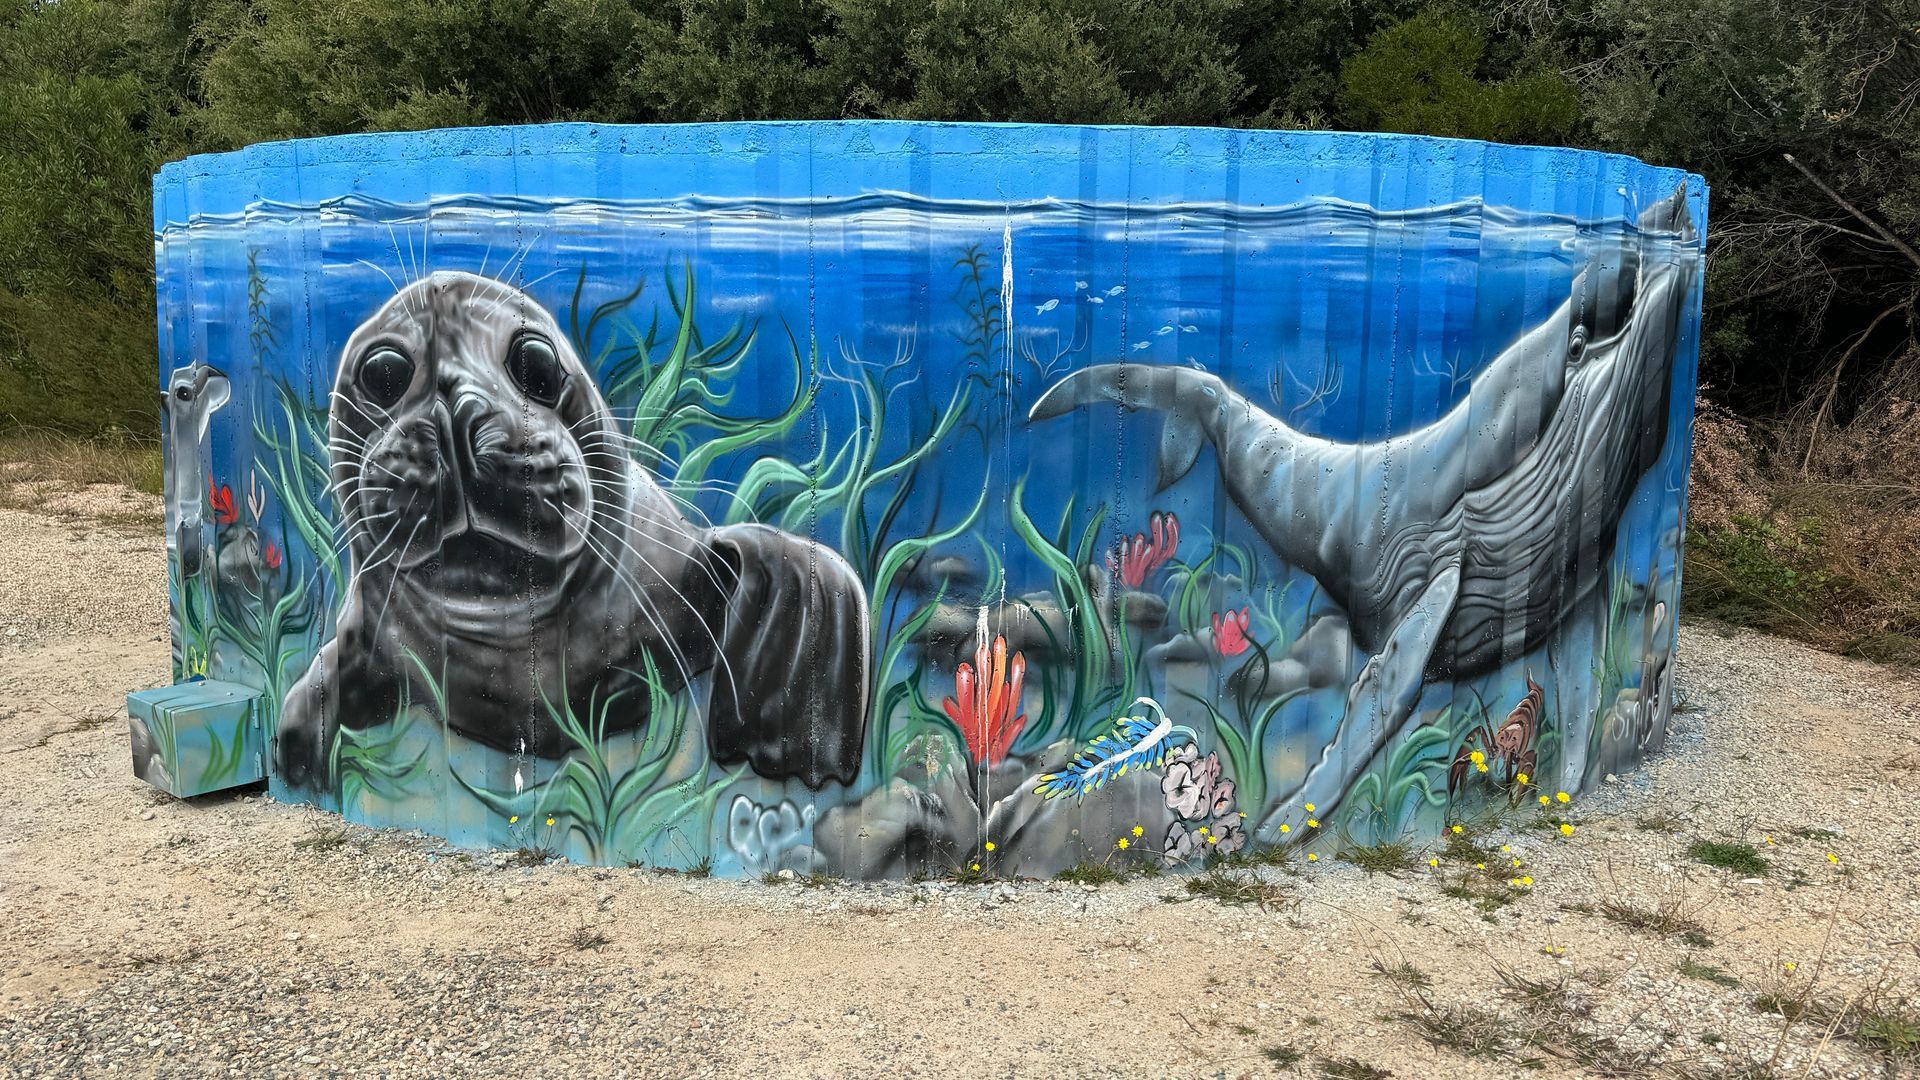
[1029,184,1700,834]
[275,272,871,792]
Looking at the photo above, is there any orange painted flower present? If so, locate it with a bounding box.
[942,633,1027,766]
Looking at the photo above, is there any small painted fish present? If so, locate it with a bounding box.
[1131,340,1152,351]
[1036,298,1060,314]
[1105,285,1126,297]
[1154,325,1175,336]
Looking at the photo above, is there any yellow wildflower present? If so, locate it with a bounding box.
[1116,838,1130,850]
[1206,835,1219,845]
[1827,852,1839,864]
[509,815,519,824]
[1763,836,1774,846]
[1475,762,1489,774]
[1132,825,1145,838]
[1475,862,1486,870]
[985,841,997,852]
[970,862,980,871]
[1427,858,1439,868]
[1501,844,1512,853]
[545,817,555,827]
[1279,823,1291,834]
[1521,875,1534,886]
[1450,825,1464,835]
[1306,853,1318,862]
[1512,858,1522,868]
[1515,772,1530,785]
[1559,823,1575,837]
[1785,962,1798,972]
[1539,795,1551,806]
[1307,818,1321,829]
[1470,750,1486,765]
[1555,792,1570,805]
[1305,803,1316,812]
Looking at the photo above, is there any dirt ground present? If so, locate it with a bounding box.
[2,484,1918,1079]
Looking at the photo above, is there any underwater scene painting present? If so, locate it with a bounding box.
[149,123,1707,878]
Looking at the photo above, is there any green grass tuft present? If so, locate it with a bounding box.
[1054,860,1129,885]
[1339,840,1421,874]
[1688,839,1770,876]
[1182,868,1294,910]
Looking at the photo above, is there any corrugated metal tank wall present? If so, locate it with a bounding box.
[149,122,1707,878]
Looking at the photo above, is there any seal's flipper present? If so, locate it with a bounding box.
[275,640,339,790]
[1257,562,1462,840]
[705,524,872,788]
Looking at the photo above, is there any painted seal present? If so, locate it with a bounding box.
[274,271,870,790]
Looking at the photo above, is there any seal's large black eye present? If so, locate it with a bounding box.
[507,334,564,407]
[357,347,415,408]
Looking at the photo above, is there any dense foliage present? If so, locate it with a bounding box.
[1,0,1914,441]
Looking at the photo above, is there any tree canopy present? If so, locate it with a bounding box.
[1,0,1914,435]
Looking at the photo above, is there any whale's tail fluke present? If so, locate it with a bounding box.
[1029,363,1243,491]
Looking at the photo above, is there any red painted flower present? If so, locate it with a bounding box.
[1212,607,1252,657]
[207,478,237,526]
[942,634,1027,766]
[263,539,282,570]
[1108,510,1180,588]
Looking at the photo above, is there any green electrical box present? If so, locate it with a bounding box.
[127,681,266,798]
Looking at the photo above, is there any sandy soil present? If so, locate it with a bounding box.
[1,488,1918,1079]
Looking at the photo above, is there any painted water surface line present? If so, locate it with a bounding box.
[151,123,1706,878]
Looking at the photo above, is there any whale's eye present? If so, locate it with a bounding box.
[358,347,415,407]
[173,385,193,402]
[507,334,564,407]
[1567,326,1588,365]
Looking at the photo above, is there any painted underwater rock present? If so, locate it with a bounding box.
[151,123,1705,877]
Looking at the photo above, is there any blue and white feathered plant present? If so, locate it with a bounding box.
[1032,696,1199,801]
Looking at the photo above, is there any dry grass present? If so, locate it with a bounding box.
[1687,374,1920,664]
[1181,868,1296,910]
[1316,1056,1391,1079]
[0,429,163,500]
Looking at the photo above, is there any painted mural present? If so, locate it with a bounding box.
[150,123,1706,878]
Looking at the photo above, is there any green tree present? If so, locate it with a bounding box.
[0,0,173,432]
[1339,10,1581,143]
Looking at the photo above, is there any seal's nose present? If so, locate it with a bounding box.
[433,399,470,540]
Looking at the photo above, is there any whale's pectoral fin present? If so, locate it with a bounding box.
[1158,416,1205,491]
[1257,560,1462,839]
[705,524,872,789]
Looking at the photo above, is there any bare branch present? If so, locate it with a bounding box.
[1783,153,1920,272]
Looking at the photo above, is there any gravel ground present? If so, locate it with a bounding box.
[2,488,1918,1079]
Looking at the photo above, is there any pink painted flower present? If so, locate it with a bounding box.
[1212,607,1252,657]
[942,634,1027,766]
[1108,510,1179,588]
